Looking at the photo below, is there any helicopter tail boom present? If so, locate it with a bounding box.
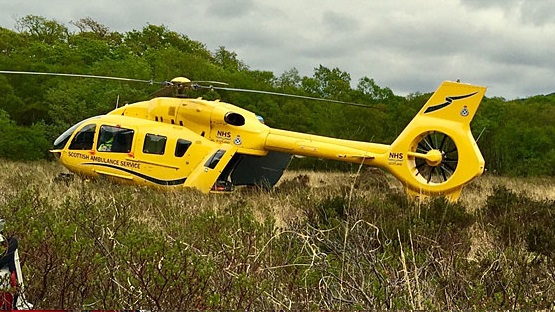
[262,81,486,201]
[265,129,382,162]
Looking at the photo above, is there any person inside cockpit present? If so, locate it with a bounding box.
[98,133,114,152]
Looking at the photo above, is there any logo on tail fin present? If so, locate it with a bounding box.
[424,92,478,114]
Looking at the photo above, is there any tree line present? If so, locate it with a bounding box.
[0,15,554,176]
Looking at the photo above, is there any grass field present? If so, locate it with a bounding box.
[0,160,554,310]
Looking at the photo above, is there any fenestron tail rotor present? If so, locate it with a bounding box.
[411,131,459,184]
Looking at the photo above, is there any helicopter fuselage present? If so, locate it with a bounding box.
[52,97,389,193]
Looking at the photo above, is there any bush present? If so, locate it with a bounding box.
[482,186,555,258]
[1,162,555,309]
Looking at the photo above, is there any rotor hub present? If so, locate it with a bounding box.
[425,149,443,166]
[171,77,192,84]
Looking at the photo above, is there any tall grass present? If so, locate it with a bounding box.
[0,161,554,309]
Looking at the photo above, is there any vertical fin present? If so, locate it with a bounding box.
[386,81,486,201]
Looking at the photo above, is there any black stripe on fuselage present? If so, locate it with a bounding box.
[83,163,187,186]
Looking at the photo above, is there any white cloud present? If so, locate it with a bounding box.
[0,0,553,99]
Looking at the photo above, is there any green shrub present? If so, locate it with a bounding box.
[482,186,555,258]
[1,161,555,310]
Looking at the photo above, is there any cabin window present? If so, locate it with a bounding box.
[68,124,96,150]
[205,149,226,169]
[175,139,192,157]
[54,120,86,150]
[97,125,134,153]
[143,133,167,155]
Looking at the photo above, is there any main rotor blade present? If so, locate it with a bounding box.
[208,86,373,108]
[193,81,229,87]
[0,70,158,84]
[1,70,377,108]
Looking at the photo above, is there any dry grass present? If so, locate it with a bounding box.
[2,160,553,228]
[1,160,554,310]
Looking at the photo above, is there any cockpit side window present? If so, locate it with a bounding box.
[68,124,96,150]
[53,120,86,150]
[97,125,134,153]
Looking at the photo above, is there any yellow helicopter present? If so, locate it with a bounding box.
[0,71,486,201]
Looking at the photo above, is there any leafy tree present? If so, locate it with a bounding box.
[277,68,302,90]
[356,77,394,101]
[67,34,111,65]
[124,24,210,59]
[70,17,110,38]
[15,15,69,44]
[305,65,351,99]
[213,46,248,72]
[0,76,25,123]
[0,109,51,160]
[0,27,27,55]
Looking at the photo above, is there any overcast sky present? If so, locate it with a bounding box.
[0,0,553,99]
